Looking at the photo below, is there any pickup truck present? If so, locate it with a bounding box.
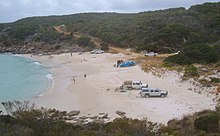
[123,80,148,90]
[140,88,168,98]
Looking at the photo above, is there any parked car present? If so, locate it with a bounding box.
[145,52,158,56]
[90,49,104,54]
[140,88,168,98]
[123,80,148,90]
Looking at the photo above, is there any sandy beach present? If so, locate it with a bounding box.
[28,52,216,124]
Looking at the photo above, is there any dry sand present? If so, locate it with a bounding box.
[27,52,216,124]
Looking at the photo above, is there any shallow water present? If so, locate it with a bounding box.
[0,54,51,102]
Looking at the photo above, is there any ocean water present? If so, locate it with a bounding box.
[0,54,52,102]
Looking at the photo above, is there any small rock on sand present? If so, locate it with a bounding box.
[102,113,108,119]
[79,116,88,120]
[116,110,126,116]
[67,110,80,116]
[90,116,98,119]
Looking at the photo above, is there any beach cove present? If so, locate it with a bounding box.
[27,52,216,124]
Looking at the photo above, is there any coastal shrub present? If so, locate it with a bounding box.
[194,114,219,133]
[77,36,95,48]
[198,79,212,87]
[156,126,175,135]
[210,78,220,83]
[54,44,61,49]
[152,24,190,52]
[215,62,220,67]
[165,116,195,135]
[1,101,220,135]
[0,115,34,136]
[162,62,174,68]
[165,43,219,65]
[1,101,35,116]
[105,118,155,136]
[79,131,96,136]
[161,110,220,135]
[7,26,36,40]
[213,42,220,60]
[100,42,109,51]
[183,65,199,78]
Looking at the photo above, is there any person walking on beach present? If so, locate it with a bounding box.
[71,77,76,83]
[84,74,86,79]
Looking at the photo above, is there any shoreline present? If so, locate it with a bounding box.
[36,74,54,97]
[21,55,55,98]
[24,52,216,124]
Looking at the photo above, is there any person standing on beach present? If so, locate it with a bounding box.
[84,74,86,78]
[71,76,76,83]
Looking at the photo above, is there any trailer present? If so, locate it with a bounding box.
[123,80,148,90]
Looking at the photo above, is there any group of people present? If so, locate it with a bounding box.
[71,74,87,83]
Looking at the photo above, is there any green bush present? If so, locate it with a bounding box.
[32,27,74,45]
[184,65,199,78]
[210,78,220,83]
[165,43,219,65]
[7,26,36,40]
[100,42,109,51]
[77,36,95,48]
[194,114,219,133]
[105,118,154,136]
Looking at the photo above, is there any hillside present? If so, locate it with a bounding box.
[0,2,219,55]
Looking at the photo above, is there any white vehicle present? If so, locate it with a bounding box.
[145,52,158,56]
[140,88,168,98]
[90,49,104,54]
[123,80,148,90]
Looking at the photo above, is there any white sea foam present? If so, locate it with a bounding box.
[47,74,53,80]
[13,54,23,57]
[38,74,54,97]
[34,61,42,66]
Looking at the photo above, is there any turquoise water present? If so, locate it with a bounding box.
[0,54,51,102]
